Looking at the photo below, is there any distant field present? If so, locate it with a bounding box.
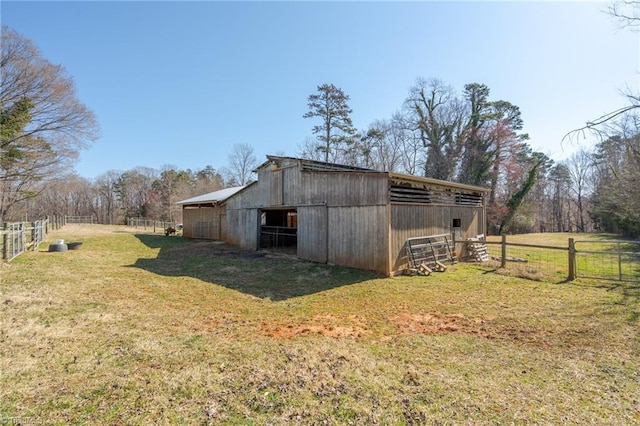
[485,233,640,282]
[1,225,639,424]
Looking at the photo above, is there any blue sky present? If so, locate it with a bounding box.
[2,1,638,179]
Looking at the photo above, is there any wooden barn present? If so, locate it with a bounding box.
[176,186,245,240]
[222,155,489,276]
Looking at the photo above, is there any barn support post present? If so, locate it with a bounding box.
[501,234,507,268]
[568,238,576,281]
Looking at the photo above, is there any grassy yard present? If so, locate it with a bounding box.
[484,233,640,282]
[1,225,639,425]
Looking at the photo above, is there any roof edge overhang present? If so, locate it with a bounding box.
[388,172,491,193]
[175,185,246,206]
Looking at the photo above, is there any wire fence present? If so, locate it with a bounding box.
[574,240,640,282]
[65,215,95,224]
[482,240,569,282]
[0,216,65,262]
[470,236,640,283]
[127,217,181,235]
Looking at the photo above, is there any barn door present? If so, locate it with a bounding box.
[297,206,328,263]
[220,214,227,241]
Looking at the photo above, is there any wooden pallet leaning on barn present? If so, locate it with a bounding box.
[405,234,456,276]
[466,234,490,262]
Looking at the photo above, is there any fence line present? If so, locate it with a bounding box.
[574,240,640,282]
[0,216,66,262]
[479,236,570,282]
[65,215,94,224]
[471,235,639,283]
[127,217,180,235]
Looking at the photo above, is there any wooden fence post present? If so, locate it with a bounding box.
[617,242,622,281]
[568,238,576,281]
[501,234,507,268]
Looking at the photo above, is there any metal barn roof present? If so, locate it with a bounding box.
[176,186,245,205]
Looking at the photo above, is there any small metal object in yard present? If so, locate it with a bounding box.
[48,242,68,252]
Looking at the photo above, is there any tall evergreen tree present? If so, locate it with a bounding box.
[303,83,357,163]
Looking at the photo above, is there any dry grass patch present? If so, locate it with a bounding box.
[1,225,639,424]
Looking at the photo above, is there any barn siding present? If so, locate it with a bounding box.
[232,167,388,209]
[223,158,487,275]
[389,204,484,272]
[297,206,328,263]
[327,205,389,275]
[226,208,259,249]
[299,172,388,207]
[220,214,227,241]
[226,182,263,209]
[182,206,226,239]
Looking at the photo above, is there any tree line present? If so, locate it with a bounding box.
[300,80,640,237]
[3,3,639,238]
[3,141,260,225]
[10,155,262,225]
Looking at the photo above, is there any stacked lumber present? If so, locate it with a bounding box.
[466,234,490,262]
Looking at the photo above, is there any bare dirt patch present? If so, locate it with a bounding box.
[389,312,552,346]
[389,312,488,335]
[260,314,370,339]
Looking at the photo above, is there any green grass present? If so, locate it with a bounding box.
[1,225,639,424]
[485,233,640,282]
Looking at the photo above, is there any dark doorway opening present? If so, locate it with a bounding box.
[260,209,297,250]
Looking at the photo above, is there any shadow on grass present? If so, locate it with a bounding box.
[129,234,380,301]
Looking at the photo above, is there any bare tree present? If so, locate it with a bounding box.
[544,164,570,232]
[564,1,639,140]
[224,143,258,186]
[0,25,99,221]
[297,136,325,162]
[609,0,640,29]
[403,78,465,180]
[115,167,158,219]
[565,149,594,232]
[93,171,122,224]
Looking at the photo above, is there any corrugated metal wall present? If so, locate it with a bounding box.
[389,204,484,272]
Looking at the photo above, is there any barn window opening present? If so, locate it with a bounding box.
[260,209,297,250]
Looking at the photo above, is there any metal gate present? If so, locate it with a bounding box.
[6,223,25,261]
[32,220,45,251]
[575,240,640,282]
